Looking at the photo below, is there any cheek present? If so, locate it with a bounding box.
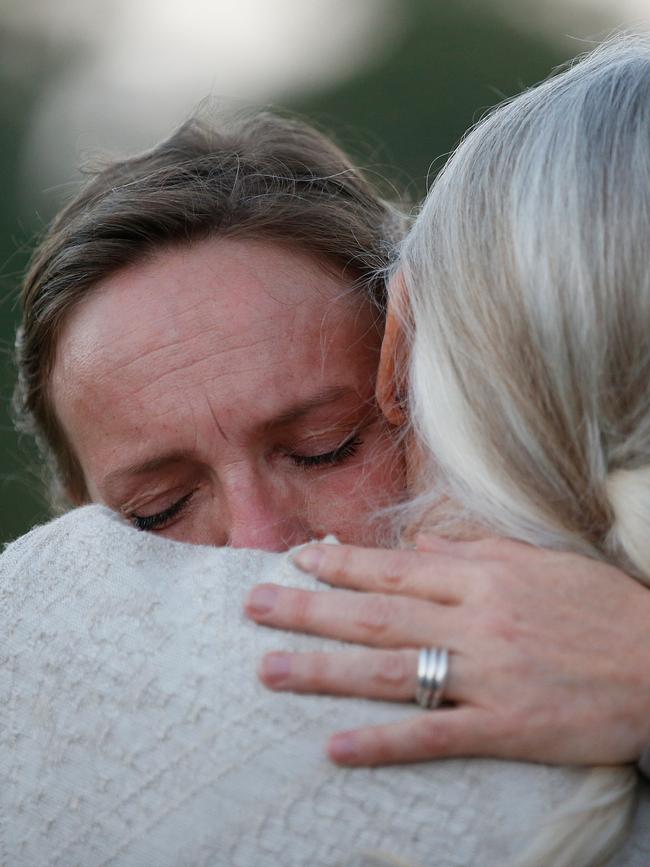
[303,429,406,543]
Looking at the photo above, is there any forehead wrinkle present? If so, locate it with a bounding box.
[205,393,230,445]
[68,288,293,395]
[107,321,278,373]
[101,332,281,402]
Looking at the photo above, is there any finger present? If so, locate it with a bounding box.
[245,584,463,648]
[415,534,462,554]
[292,544,467,603]
[326,707,498,766]
[416,533,543,563]
[259,648,418,700]
[259,647,470,703]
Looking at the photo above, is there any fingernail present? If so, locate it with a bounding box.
[292,545,324,574]
[246,585,278,616]
[328,732,359,764]
[261,652,291,684]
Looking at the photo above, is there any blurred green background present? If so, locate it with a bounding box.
[0,0,627,543]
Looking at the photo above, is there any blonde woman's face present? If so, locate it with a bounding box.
[50,238,406,550]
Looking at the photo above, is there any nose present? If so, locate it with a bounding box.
[225,477,309,552]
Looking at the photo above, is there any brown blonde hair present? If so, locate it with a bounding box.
[15,107,406,505]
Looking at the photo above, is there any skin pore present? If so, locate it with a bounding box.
[50,237,405,550]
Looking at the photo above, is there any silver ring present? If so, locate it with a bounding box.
[415,647,450,709]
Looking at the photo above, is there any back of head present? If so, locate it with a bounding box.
[398,35,650,867]
[401,35,650,583]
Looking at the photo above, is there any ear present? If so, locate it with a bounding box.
[376,275,409,427]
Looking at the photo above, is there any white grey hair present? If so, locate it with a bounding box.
[399,34,650,867]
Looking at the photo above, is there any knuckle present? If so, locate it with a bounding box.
[356,595,395,639]
[374,652,410,687]
[289,589,315,628]
[380,568,405,592]
[332,545,356,583]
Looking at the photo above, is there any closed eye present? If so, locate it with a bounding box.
[129,491,194,532]
[290,434,362,469]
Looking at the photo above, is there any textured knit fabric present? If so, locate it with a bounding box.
[1,505,648,866]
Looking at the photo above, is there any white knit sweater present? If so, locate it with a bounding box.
[1,506,647,866]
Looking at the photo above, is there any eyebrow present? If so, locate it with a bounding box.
[101,385,358,493]
[259,385,355,431]
[102,450,194,497]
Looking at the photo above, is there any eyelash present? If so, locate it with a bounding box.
[130,491,194,532]
[290,434,363,469]
[129,435,363,532]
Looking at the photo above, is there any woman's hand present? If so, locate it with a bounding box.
[244,536,650,767]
